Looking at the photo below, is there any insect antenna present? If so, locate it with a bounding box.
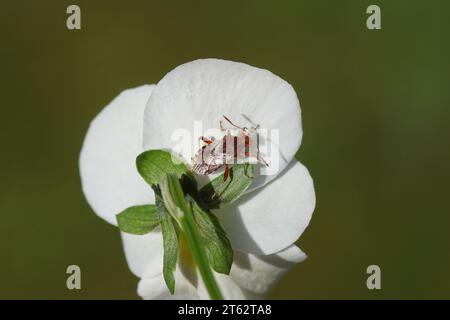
[222,115,245,130]
[258,154,269,167]
[241,114,259,130]
[255,130,269,167]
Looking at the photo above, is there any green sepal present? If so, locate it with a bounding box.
[159,174,224,299]
[116,205,159,235]
[199,164,254,209]
[136,150,194,187]
[182,176,233,274]
[153,186,179,294]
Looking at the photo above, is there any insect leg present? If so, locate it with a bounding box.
[223,163,229,182]
[199,136,213,145]
[254,129,269,167]
[244,162,254,179]
[257,154,269,167]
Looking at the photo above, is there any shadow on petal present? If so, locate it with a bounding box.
[214,160,314,255]
[215,204,264,254]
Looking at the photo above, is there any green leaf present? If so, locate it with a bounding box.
[159,174,224,300]
[199,164,254,209]
[182,196,224,300]
[178,175,233,274]
[154,187,179,294]
[116,205,159,235]
[159,172,189,219]
[190,199,233,274]
[136,150,192,186]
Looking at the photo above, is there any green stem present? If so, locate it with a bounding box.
[181,202,224,300]
[160,174,224,300]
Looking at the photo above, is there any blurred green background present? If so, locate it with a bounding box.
[1,0,449,299]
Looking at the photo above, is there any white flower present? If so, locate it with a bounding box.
[79,59,315,299]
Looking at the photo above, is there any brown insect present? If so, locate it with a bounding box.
[191,116,268,181]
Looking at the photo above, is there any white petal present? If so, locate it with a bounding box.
[123,232,199,299]
[137,246,305,300]
[122,231,243,300]
[124,232,249,300]
[138,269,199,300]
[216,160,315,255]
[79,85,155,225]
[231,245,307,296]
[124,233,305,299]
[143,59,302,191]
[196,272,248,300]
[121,231,163,278]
